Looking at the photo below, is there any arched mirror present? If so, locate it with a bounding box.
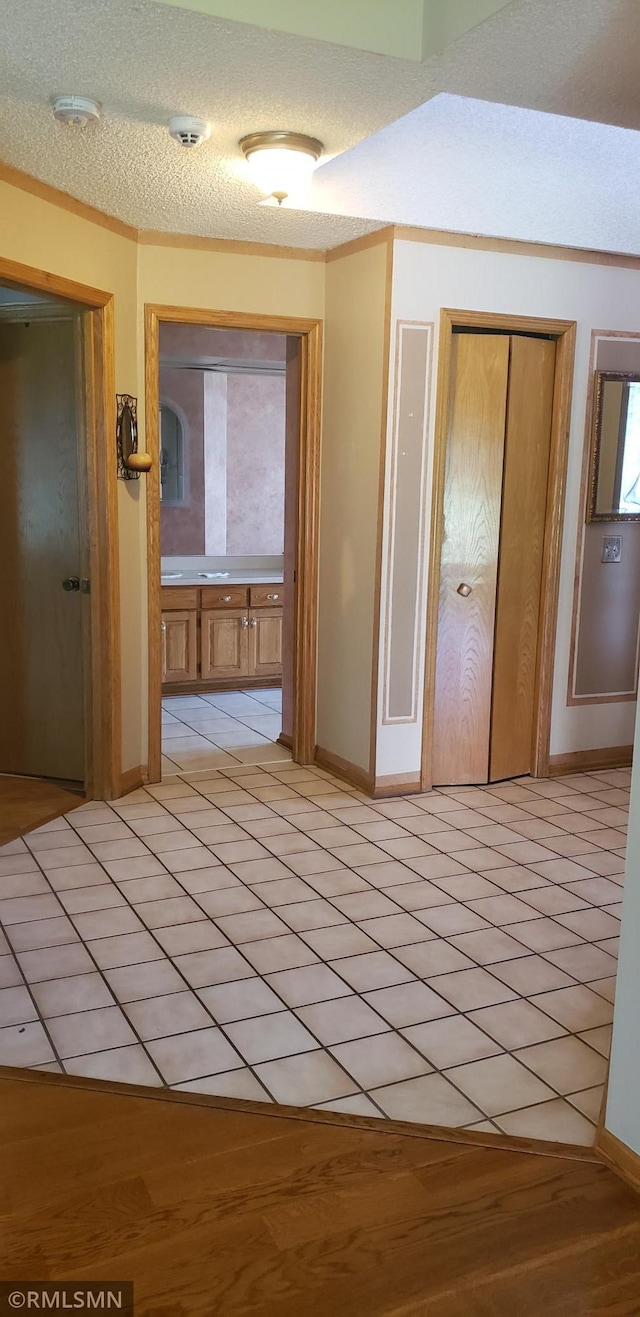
[160,404,186,504]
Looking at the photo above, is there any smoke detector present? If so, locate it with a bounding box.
[53,96,101,128]
[169,116,211,149]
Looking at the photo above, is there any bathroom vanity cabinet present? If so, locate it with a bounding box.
[161,583,284,692]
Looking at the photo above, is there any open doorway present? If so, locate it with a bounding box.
[145,308,321,783]
[158,324,290,771]
[0,264,119,837]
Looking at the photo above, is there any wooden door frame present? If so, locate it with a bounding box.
[145,305,322,783]
[0,255,121,799]
[421,308,576,791]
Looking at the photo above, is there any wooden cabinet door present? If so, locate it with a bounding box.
[201,609,249,681]
[162,610,198,684]
[249,608,283,677]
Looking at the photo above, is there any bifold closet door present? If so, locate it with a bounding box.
[431,334,510,785]
[489,335,556,781]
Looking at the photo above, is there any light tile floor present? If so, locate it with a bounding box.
[161,688,286,775]
[0,759,626,1145]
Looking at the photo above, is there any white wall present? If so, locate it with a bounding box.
[376,236,640,778]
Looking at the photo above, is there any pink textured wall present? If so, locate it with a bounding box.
[160,323,286,363]
[225,374,286,555]
[160,367,205,556]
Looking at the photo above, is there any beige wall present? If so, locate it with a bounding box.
[0,179,143,774]
[0,179,324,781]
[137,244,324,320]
[316,241,389,773]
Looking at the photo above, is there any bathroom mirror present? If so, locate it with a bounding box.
[588,371,640,521]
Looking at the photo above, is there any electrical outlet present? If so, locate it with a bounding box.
[602,536,622,563]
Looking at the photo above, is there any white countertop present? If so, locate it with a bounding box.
[161,571,284,586]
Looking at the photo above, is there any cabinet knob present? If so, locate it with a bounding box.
[267,593,279,601]
[221,595,232,602]
[241,616,249,628]
[161,622,167,631]
[456,582,473,597]
[250,617,257,627]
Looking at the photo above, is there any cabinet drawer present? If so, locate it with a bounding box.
[160,586,199,609]
[200,585,248,609]
[250,585,285,608]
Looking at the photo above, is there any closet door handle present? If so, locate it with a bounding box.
[456,582,473,597]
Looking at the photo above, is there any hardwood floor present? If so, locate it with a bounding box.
[1,1071,639,1315]
[0,775,82,846]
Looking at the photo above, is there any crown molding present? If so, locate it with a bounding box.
[4,159,640,272]
[0,160,138,240]
[137,228,325,261]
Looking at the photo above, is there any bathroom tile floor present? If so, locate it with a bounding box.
[161,689,287,774]
[0,759,626,1145]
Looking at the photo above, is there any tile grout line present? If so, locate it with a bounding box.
[0,759,622,1131]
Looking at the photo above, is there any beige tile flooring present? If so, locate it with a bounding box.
[161,689,286,775]
[0,756,626,1145]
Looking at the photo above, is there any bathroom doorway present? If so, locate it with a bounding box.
[145,307,321,782]
[0,257,120,824]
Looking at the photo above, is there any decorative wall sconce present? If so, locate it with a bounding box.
[116,394,152,479]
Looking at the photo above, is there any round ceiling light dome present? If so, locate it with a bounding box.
[53,95,101,128]
[239,131,323,204]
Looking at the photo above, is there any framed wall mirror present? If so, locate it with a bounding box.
[588,370,640,521]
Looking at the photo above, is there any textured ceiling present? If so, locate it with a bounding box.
[1,0,640,248]
[302,93,640,256]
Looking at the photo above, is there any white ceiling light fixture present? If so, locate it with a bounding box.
[53,95,101,128]
[169,115,212,148]
[239,130,323,204]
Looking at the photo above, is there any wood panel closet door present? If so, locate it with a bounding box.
[489,336,556,781]
[431,334,510,786]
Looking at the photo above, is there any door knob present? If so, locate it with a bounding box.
[456,582,473,597]
[62,577,80,592]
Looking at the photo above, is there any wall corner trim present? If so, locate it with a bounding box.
[597,1128,640,1195]
[372,772,422,798]
[115,765,148,799]
[314,746,373,795]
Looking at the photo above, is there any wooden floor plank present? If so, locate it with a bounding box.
[0,775,82,845]
[1,1075,638,1316]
